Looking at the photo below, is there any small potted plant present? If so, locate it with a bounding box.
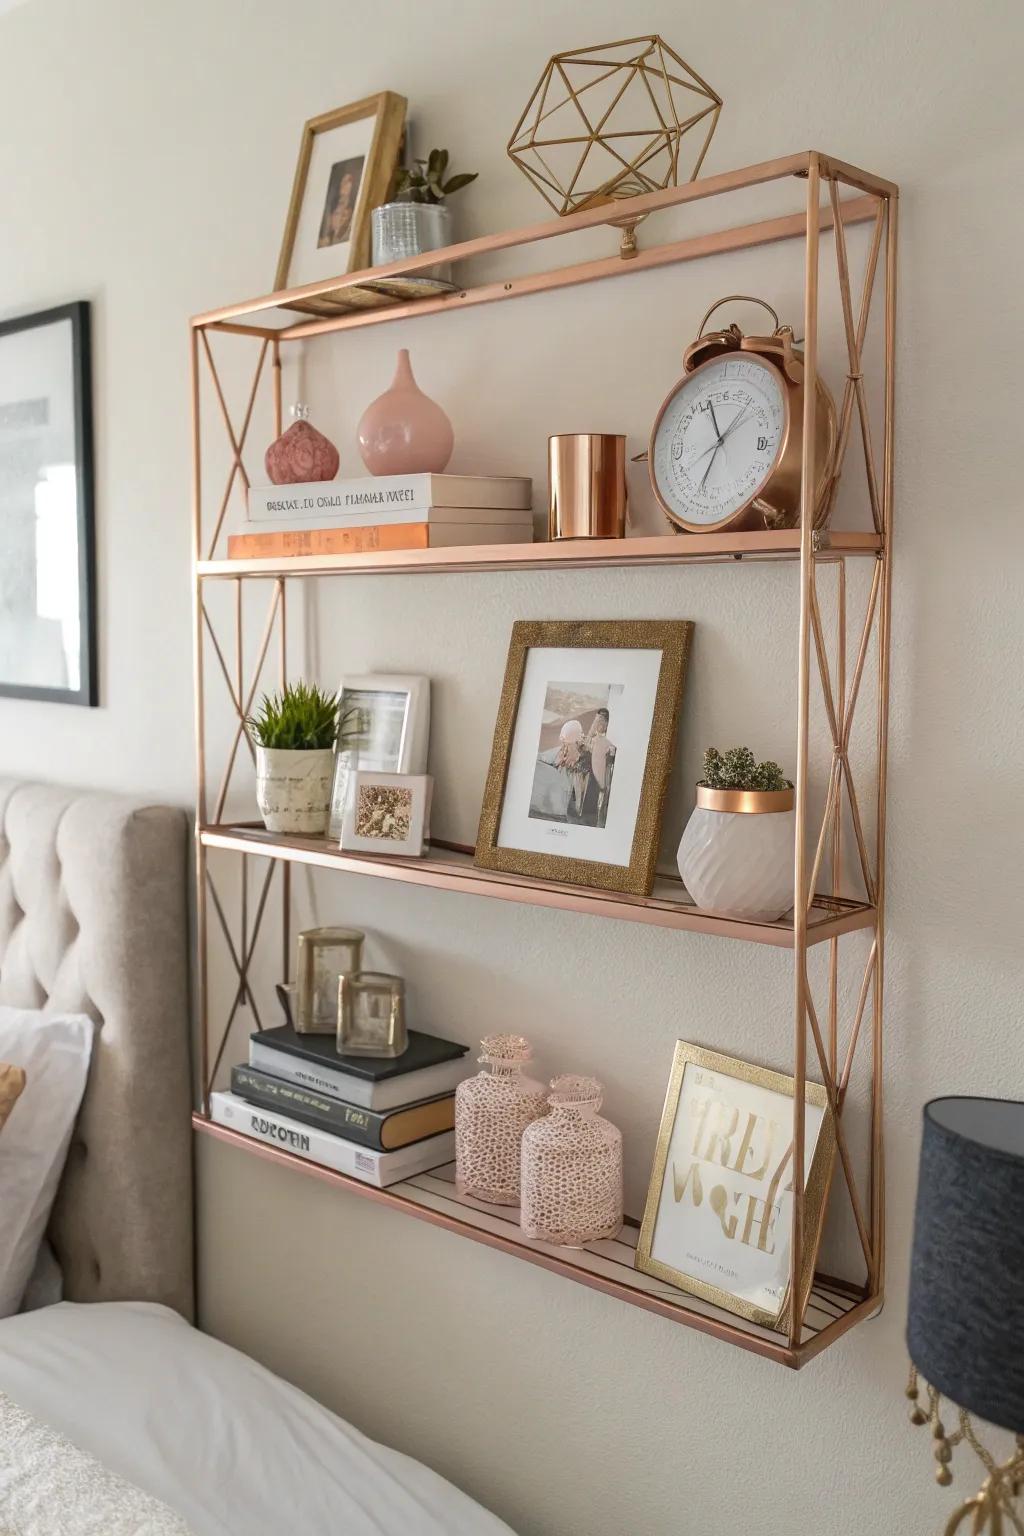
[372,149,478,282]
[247,683,338,836]
[677,747,795,922]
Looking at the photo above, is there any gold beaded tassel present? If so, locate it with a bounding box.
[907,1365,929,1427]
[905,1368,966,1486]
[906,1367,1024,1534]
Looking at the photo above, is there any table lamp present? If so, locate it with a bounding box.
[906,1097,1024,1534]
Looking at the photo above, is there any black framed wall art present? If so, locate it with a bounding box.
[0,301,97,705]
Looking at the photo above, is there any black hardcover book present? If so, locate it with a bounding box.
[230,1064,456,1151]
[248,1024,468,1081]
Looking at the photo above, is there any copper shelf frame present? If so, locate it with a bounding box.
[189,149,898,1367]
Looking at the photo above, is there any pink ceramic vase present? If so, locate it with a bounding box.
[357,349,454,476]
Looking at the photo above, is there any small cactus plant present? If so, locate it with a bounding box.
[698,746,793,793]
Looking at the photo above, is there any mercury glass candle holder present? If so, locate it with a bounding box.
[520,1075,623,1247]
[337,971,407,1057]
[296,927,365,1034]
[454,1034,548,1205]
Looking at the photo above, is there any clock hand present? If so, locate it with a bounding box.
[708,400,724,443]
[678,438,720,474]
[699,442,719,490]
[720,402,753,442]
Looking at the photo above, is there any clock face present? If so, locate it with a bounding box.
[651,355,788,528]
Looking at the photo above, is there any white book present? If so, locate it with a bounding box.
[248,473,533,523]
[248,1039,469,1111]
[210,1091,456,1187]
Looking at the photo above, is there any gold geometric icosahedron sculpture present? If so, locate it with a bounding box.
[507,35,722,219]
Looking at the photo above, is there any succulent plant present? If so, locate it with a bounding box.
[246,683,338,751]
[393,149,477,205]
[699,746,793,793]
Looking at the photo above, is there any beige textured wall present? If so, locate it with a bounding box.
[2,1,1023,1533]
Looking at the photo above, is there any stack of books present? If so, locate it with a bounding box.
[229,472,534,558]
[210,1023,469,1187]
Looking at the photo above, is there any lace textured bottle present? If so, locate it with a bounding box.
[520,1075,623,1246]
[455,1035,547,1205]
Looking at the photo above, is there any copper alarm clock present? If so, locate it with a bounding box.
[648,295,838,533]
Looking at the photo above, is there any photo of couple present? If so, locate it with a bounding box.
[529,681,621,829]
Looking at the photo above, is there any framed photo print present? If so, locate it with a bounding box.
[339,772,432,857]
[635,1042,836,1331]
[328,674,429,839]
[0,302,96,706]
[275,92,407,310]
[475,620,692,896]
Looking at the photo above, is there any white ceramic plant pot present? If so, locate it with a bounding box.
[677,785,796,922]
[254,747,333,836]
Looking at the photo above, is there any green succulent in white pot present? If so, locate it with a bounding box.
[677,747,796,922]
[246,684,339,836]
[372,148,478,283]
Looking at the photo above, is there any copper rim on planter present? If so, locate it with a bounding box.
[548,433,627,540]
[695,785,795,814]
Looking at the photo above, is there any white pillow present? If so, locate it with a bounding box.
[0,1007,94,1317]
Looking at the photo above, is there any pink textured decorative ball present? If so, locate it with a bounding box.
[265,414,340,485]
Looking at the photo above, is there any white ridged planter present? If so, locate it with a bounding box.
[254,747,333,836]
[677,785,795,922]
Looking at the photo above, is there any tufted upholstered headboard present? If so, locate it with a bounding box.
[0,781,193,1320]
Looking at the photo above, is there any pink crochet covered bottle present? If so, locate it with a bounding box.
[455,1034,547,1205]
[520,1075,623,1246]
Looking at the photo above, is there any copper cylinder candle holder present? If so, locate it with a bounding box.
[548,433,627,540]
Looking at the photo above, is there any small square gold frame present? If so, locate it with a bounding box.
[635,1041,836,1332]
[474,618,692,896]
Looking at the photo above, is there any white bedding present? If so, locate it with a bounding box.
[0,1302,514,1536]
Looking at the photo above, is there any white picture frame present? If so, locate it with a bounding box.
[339,772,433,857]
[328,674,430,839]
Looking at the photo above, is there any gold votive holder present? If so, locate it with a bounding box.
[548,433,627,540]
[296,927,365,1034]
[337,971,407,1058]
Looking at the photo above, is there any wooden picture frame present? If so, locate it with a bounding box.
[475,619,692,896]
[0,301,96,706]
[635,1042,836,1331]
[275,92,407,310]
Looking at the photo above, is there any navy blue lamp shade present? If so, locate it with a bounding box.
[907,1097,1024,1433]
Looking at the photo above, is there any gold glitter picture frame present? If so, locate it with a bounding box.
[635,1041,835,1332]
[475,619,692,896]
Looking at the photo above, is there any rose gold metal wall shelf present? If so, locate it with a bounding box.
[197,529,882,580]
[200,825,875,948]
[189,149,898,1368]
[195,1131,872,1369]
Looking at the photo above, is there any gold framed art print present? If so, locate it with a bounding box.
[275,92,407,309]
[474,619,692,896]
[635,1042,835,1331]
